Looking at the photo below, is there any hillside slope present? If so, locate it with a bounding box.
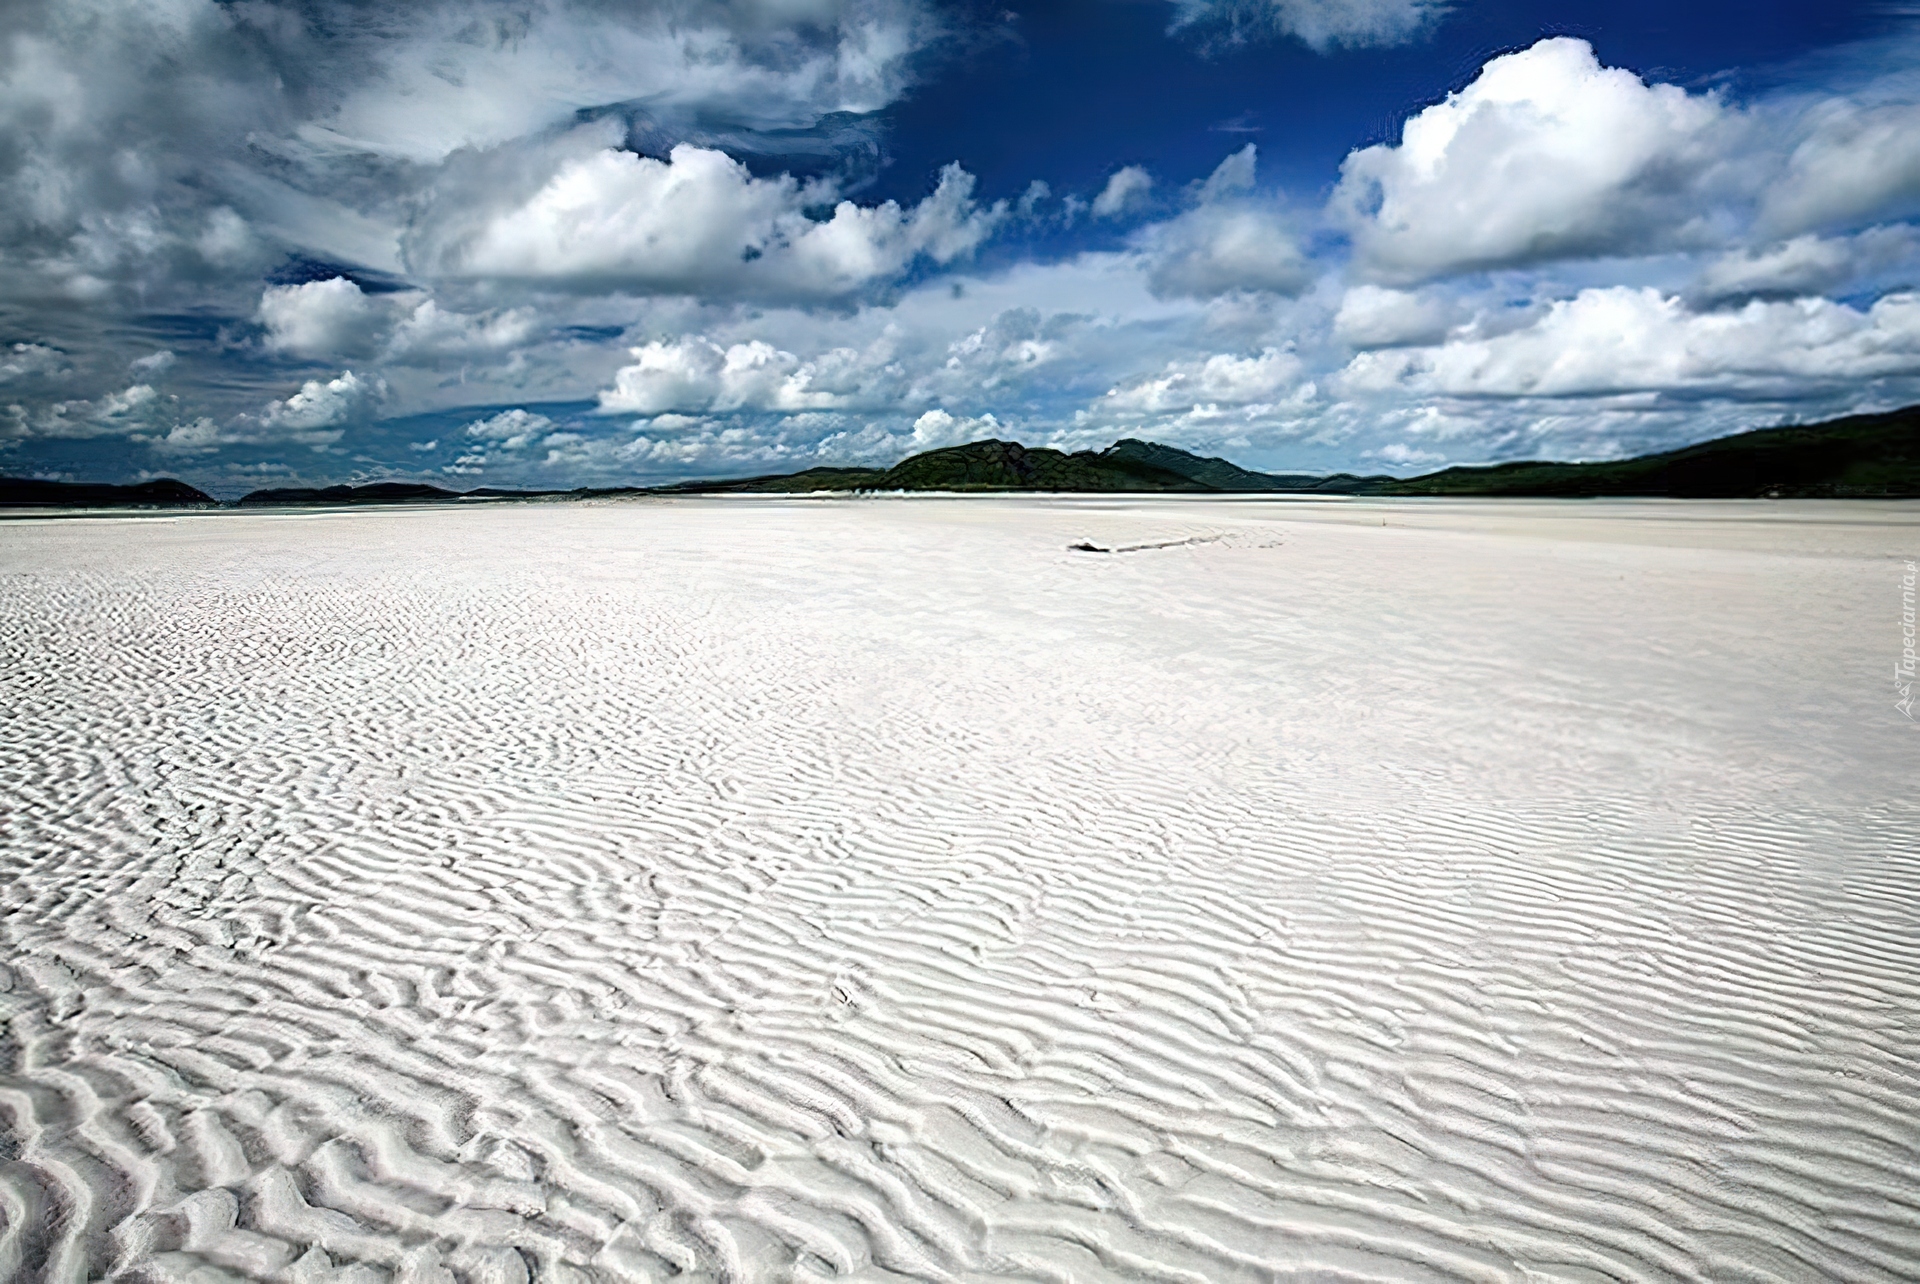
[1384,406,1920,497]
[0,477,214,507]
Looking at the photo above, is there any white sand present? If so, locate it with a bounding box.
[2,496,1915,1282]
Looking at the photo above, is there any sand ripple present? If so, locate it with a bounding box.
[2,498,1915,1282]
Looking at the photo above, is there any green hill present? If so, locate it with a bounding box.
[875,440,1203,491]
[676,440,1202,493]
[644,409,1920,498]
[713,467,889,493]
[1097,440,1393,492]
[19,404,1920,507]
[239,482,471,505]
[0,477,213,507]
[1382,405,1920,498]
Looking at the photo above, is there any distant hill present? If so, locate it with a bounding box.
[664,466,887,494]
[239,482,523,505]
[877,440,1203,491]
[1381,405,1920,498]
[676,441,1204,493]
[239,481,634,505]
[0,477,213,507]
[17,404,1920,506]
[660,411,1920,497]
[1101,439,1393,492]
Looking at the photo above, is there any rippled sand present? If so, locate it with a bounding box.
[3,496,1915,1282]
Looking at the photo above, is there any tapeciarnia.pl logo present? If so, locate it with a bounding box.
[1898,560,1917,720]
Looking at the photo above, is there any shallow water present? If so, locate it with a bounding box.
[3,497,1915,1282]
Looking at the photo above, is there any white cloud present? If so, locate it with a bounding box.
[304,0,937,163]
[148,417,223,455]
[130,349,176,375]
[1194,144,1258,203]
[151,370,382,453]
[1694,236,1855,303]
[910,407,1003,449]
[263,370,384,431]
[1143,205,1312,300]
[0,343,65,384]
[0,0,948,441]
[1170,0,1449,52]
[918,308,1068,397]
[0,0,942,290]
[1690,226,1920,304]
[1136,147,1311,300]
[1336,286,1920,398]
[95,383,158,420]
[2,381,174,439]
[1333,285,1463,348]
[259,278,543,364]
[1332,38,1739,282]
[1762,100,1920,236]
[1370,441,1446,466]
[1093,166,1154,218]
[464,408,555,449]
[597,332,918,415]
[1099,348,1307,415]
[258,279,384,359]
[386,299,541,363]
[419,145,1003,301]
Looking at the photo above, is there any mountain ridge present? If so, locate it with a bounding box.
[0,477,215,507]
[9,404,1919,506]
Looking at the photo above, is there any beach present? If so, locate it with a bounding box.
[2,495,1915,1282]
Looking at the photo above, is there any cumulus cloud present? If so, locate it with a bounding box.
[1370,441,1446,466]
[1169,0,1449,52]
[257,277,541,364]
[304,0,938,163]
[0,0,284,299]
[0,344,66,384]
[145,417,225,455]
[471,407,921,481]
[0,0,942,293]
[1099,348,1307,415]
[1144,205,1311,300]
[150,369,383,453]
[1333,285,1463,348]
[1093,166,1154,218]
[386,300,542,363]
[416,145,1004,301]
[1692,227,1920,304]
[598,335,871,414]
[919,308,1070,397]
[95,383,159,421]
[1762,100,1920,236]
[2,381,178,440]
[463,408,555,450]
[0,0,948,459]
[1336,287,1920,399]
[1136,147,1311,300]
[1333,39,1740,282]
[263,370,384,431]
[909,407,1003,449]
[258,279,385,359]
[12,1,1920,490]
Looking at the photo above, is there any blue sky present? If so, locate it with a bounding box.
[3,0,1917,495]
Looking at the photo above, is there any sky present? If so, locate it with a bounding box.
[3,0,1919,495]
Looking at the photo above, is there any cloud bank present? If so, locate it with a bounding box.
[5,14,1920,493]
